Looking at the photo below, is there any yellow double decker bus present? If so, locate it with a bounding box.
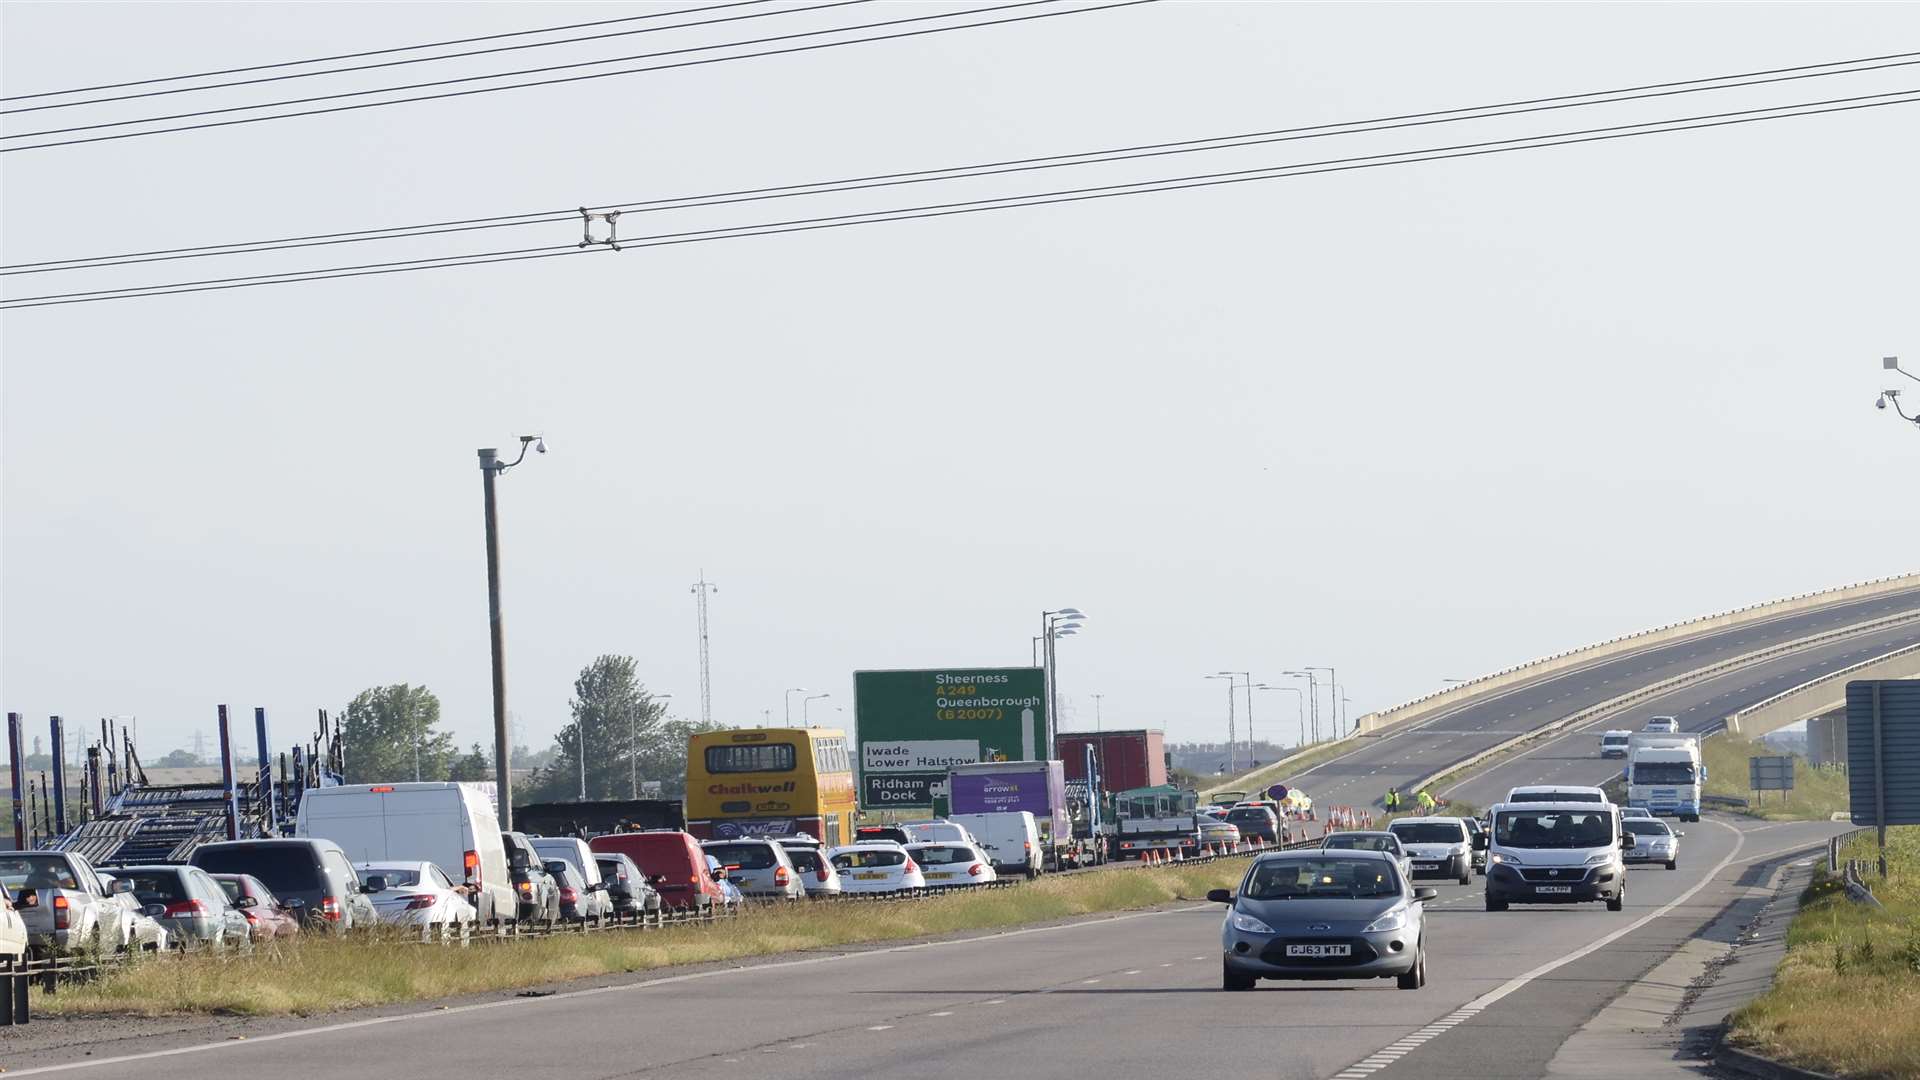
[685,727,857,844]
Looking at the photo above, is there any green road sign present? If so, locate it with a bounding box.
[853,667,1047,810]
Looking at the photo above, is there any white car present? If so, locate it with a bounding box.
[1624,817,1682,870]
[827,842,926,895]
[354,861,478,934]
[95,872,171,952]
[1386,818,1475,885]
[777,837,843,898]
[1621,806,1658,822]
[905,841,997,888]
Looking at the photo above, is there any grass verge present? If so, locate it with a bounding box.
[1702,735,1849,821]
[41,861,1248,1018]
[1729,825,1920,1079]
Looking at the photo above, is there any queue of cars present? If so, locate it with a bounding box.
[1211,785,1680,991]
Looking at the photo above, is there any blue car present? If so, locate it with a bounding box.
[704,854,744,910]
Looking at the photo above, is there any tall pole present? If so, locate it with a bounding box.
[479,447,514,831]
[578,719,587,802]
[49,715,68,837]
[1287,671,1319,743]
[7,713,25,849]
[217,705,240,840]
[1091,693,1103,733]
[692,574,716,728]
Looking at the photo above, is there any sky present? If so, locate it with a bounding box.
[2,1,1916,762]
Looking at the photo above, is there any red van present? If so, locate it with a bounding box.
[589,831,723,912]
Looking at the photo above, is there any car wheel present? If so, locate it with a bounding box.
[1396,947,1426,990]
[1485,894,1508,912]
[1458,863,1472,886]
[1222,961,1256,992]
[1607,887,1625,912]
[1665,859,1677,871]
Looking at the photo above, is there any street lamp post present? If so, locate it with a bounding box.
[1308,667,1338,739]
[1040,609,1084,758]
[784,688,808,725]
[1879,356,1920,429]
[477,433,545,830]
[1282,670,1319,743]
[803,693,830,723]
[1091,693,1104,733]
[1254,684,1305,751]
[1216,672,1252,764]
[1204,674,1237,773]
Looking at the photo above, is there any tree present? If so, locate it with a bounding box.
[447,743,492,782]
[155,749,202,769]
[526,655,701,802]
[339,684,454,784]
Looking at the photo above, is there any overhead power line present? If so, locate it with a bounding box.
[6,47,1915,277]
[0,0,777,102]
[1,0,1153,152]
[1,0,876,115]
[6,86,1916,311]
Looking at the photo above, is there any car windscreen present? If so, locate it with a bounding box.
[1390,824,1466,844]
[1324,835,1395,852]
[1494,810,1613,848]
[1628,819,1672,835]
[855,827,910,845]
[1632,762,1697,783]
[1508,791,1604,803]
[0,855,82,891]
[123,872,188,904]
[703,844,775,870]
[363,867,423,887]
[193,846,322,894]
[909,846,975,866]
[832,848,905,869]
[1243,857,1398,899]
[1226,809,1270,823]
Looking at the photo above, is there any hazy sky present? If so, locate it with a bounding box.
[3,2,1916,761]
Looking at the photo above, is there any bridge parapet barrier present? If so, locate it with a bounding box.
[1352,573,1920,736]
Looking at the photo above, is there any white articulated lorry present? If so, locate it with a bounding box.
[1624,733,1706,822]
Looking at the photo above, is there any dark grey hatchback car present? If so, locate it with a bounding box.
[190,839,376,931]
[1211,849,1436,991]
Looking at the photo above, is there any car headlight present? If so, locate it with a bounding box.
[1489,852,1522,866]
[1585,852,1617,866]
[1230,911,1274,934]
[1363,908,1408,933]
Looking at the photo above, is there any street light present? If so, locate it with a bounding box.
[477,432,545,831]
[784,688,808,724]
[1254,684,1306,750]
[1307,667,1339,739]
[1878,357,1920,430]
[803,693,830,723]
[1281,670,1319,743]
[1204,674,1238,773]
[1040,609,1086,759]
[1216,671,1254,767]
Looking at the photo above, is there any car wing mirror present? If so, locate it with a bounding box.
[1205,888,1234,903]
[1676,831,1686,837]
[235,895,259,909]
[111,878,135,895]
[1413,887,1439,902]
[1619,835,1634,850]
[361,875,389,893]
[1471,835,1488,850]
[542,861,569,876]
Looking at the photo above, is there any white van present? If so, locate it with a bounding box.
[1477,800,1630,912]
[529,837,611,920]
[295,782,513,925]
[948,811,1041,879]
[900,820,979,846]
[1505,785,1609,804]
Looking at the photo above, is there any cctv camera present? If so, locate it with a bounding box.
[1879,395,1890,410]
[534,437,547,454]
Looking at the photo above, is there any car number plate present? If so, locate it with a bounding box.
[1535,885,1574,894]
[926,872,953,879]
[854,872,886,880]
[1285,943,1351,958]
[1414,862,1440,870]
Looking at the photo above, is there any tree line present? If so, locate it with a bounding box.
[337,655,723,799]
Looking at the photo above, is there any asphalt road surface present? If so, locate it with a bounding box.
[5,816,1844,1080]
[1265,586,1920,812]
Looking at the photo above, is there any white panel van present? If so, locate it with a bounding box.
[295,782,513,926]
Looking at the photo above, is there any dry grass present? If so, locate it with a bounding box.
[41,861,1248,1017]
[1730,826,1920,1079]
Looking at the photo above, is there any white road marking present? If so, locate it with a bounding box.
[1124,969,1143,975]
[929,1011,954,1017]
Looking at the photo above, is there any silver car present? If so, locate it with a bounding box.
[0,851,137,954]
[116,865,251,950]
[1624,816,1681,870]
[702,839,804,901]
[1213,849,1436,990]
